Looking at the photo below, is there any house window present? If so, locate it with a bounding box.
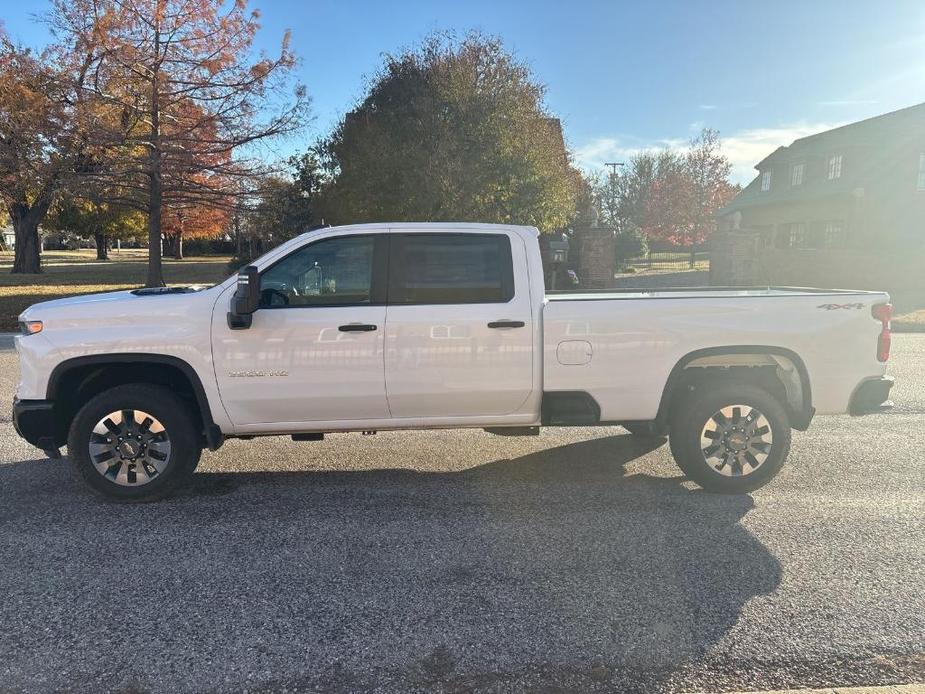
[760,170,771,191]
[827,154,843,180]
[788,223,806,248]
[791,163,804,186]
[918,153,925,191]
[825,222,846,248]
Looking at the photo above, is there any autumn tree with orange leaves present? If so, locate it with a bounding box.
[645,129,739,263]
[591,129,738,267]
[161,196,230,259]
[48,0,308,285]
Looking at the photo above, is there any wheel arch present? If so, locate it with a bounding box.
[655,346,814,431]
[47,354,223,450]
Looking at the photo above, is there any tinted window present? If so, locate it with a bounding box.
[389,234,515,304]
[259,235,375,307]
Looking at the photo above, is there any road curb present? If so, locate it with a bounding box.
[689,684,925,694]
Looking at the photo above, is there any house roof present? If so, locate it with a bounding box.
[719,101,925,215]
[786,101,925,150]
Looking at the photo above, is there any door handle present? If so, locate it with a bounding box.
[338,323,377,332]
[487,320,525,329]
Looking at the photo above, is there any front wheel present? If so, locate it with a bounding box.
[669,383,791,494]
[68,384,202,501]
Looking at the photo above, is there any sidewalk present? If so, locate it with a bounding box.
[0,333,15,350]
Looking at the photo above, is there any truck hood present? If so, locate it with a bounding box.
[19,286,216,325]
[23,290,138,313]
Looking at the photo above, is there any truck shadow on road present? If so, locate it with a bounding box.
[0,435,782,692]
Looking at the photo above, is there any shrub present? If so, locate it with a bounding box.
[615,227,648,269]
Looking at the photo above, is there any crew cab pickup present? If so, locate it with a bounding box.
[12,223,894,500]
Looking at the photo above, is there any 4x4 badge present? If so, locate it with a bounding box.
[817,303,864,310]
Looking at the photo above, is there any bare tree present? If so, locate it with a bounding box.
[51,0,309,285]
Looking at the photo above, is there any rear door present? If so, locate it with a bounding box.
[384,230,534,418]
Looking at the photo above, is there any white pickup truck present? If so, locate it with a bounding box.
[13,223,894,500]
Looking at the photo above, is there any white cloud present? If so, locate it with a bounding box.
[572,137,646,171]
[573,135,686,172]
[699,104,718,110]
[574,121,844,186]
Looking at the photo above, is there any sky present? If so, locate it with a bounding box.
[3,0,924,184]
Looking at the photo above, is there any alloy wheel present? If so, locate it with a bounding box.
[87,409,172,486]
[699,404,773,477]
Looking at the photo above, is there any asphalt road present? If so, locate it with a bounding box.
[1,337,923,694]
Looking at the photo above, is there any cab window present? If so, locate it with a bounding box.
[388,233,514,304]
[259,235,376,308]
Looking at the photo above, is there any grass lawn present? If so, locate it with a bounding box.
[889,291,925,333]
[0,249,232,331]
[894,309,925,332]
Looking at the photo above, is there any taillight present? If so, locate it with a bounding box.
[872,303,892,322]
[872,303,892,362]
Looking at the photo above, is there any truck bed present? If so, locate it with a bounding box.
[542,285,890,422]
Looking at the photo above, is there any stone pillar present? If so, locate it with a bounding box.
[710,231,761,286]
[574,227,616,289]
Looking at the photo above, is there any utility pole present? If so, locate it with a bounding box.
[603,162,626,232]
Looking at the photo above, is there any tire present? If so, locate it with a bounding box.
[67,384,202,501]
[668,382,791,494]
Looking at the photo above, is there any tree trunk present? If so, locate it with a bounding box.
[174,231,183,260]
[233,213,242,257]
[146,170,165,286]
[689,243,696,269]
[11,214,42,274]
[9,202,45,274]
[95,233,109,261]
[145,23,165,287]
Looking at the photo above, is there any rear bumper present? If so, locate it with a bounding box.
[11,398,60,451]
[848,376,894,415]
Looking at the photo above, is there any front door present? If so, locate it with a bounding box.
[212,233,390,427]
[384,230,535,418]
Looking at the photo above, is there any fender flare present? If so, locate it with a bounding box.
[47,353,223,449]
[654,345,814,431]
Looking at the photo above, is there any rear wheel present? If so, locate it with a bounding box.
[68,384,201,501]
[669,382,790,493]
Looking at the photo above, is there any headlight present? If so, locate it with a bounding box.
[18,320,43,336]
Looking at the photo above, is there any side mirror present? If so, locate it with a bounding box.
[227,265,260,330]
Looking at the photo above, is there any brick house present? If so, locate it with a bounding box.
[717,102,925,251]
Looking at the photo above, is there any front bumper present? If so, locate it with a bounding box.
[12,397,61,452]
[848,376,894,415]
